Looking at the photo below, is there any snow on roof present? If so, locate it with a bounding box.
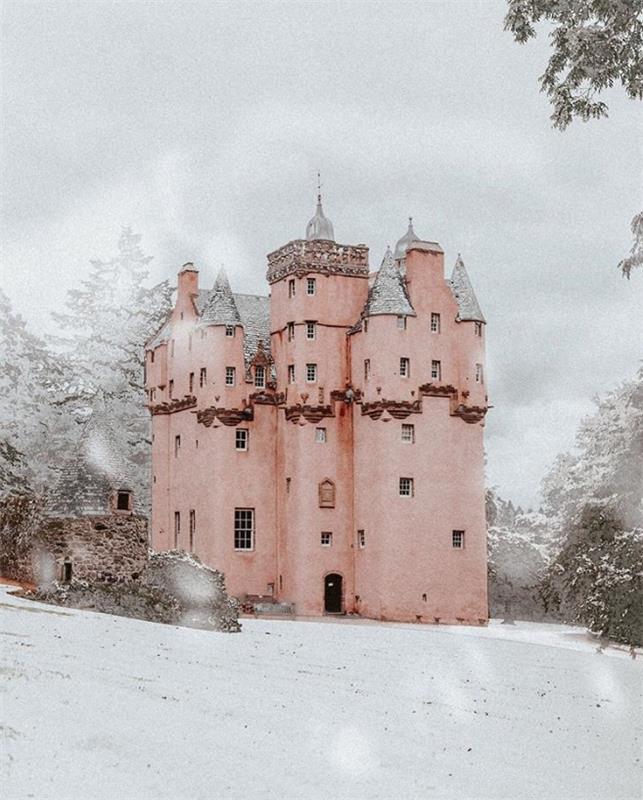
[199,268,242,327]
[364,248,416,318]
[448,254,485,323]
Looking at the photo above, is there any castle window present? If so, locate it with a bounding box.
[151,351,155,363]
[287,321,295,341]
[189,372,195,393]
[475,363,484,383]
[189,510,196,551]
[62,559,73,583]
[288,279,296,298]
[306,363,317,383]
[452,530,465,549]
[474,322,483,337]
[397,316,406,330]
[431,313,441,333]
[288,364,295,384]
[399,477,414,497]
[358,530,366,548]
[400,357,410,378]
[307,277,316,295]
[319,479,336,508]
[174,511,180,548]
[174,435,181,457]
[234,508,254,550]
[225,366,236,386]
[321,531,332,547]
[236,429,249,451]
[401,423,415,443]
[364,359,370,380]
[199,367,207,387]
[306,321,316,340]
[225,325,235,337]
[254,365,265,388]
[169,379,174,398]
[363,319,368,333]
[315,427,327,443]
[431,360,442,381]
[116,490,131,511]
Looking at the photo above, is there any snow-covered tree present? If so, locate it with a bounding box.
[619,211,643,279]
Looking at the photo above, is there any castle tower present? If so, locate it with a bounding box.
[267,194,369,614]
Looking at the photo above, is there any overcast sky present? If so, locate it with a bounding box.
[1,0,641,507]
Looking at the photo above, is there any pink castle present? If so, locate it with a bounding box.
[145,194,489,624]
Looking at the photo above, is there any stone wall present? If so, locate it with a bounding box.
[1,513,148,586]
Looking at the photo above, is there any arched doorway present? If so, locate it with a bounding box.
[324,573,343,613]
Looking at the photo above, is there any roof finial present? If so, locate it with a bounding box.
[317,170,322,202]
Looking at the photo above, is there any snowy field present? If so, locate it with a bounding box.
[1,583,641,800]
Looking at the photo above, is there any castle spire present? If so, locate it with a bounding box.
[364,247,416,317]
[305,175,335,241]
[449,254,485,322]
[200,267,242,326]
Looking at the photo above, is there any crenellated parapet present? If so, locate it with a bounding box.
[266,239,369,284]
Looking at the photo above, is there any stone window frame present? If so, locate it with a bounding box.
[306,363,318,383]
[315,427,327,443]
[397,315,407,330]
[400,357,410,378]
[430,313,441,333]
[225,366,236,387]
[452,529,465,549]
[254,365,266,388]
[320,531,332,547]
[431,360,442,381]
[225,325,235,337]
[307,277,316,296]
[401,423,415,444]
[305,321,316,340]
[234,508,255,551]
[318,478,336,508]
[399,477,414,497]
[114,489,133,514]
[235,428,249,451]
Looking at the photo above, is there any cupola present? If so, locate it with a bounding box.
[393,217,421,260]
[305,193,335,242]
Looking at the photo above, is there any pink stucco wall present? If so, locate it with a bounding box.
[145,237,489,624]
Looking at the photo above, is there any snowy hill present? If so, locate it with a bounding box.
[1,583,641,800]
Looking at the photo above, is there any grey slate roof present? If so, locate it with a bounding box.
[199,268,242,327]
[195,288,270,365]
[305,195,335,241]
[448,254,485,323]
[46,395,140,518]
[364,248,416,317]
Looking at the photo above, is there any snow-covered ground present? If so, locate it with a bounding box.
[1,583,641,800]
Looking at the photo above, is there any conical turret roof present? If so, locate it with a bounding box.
[449,254,485,323]
[199,268,242,327]
[365,248,416,317]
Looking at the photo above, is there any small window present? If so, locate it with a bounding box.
[189,510,196,551]
[358,530,366,549]
[174,511,180,548]
[363,319,368,333]
[431,360,441,381]
[306,321,316,340]
[62,559,73,583]
[474,322,483,337]
[199,367,207,387]
[236,429,249,451]
[254,365,265,388]
[150,351,155,363]
[189,372,195,393]
[452,530,465,549]
[321,531,332,547]
[234,508,254,550]
[174,435,181,457]
[399,477,414,497]
[364,359,370,380]
[306,363,317,383]
[400,357,410,378]
[288,279,296,298]
[116,491,131,511]
[225,366,236,386]
[431,313,441,333]
[287,321,295,341]
[288,364,295,384]
[315,427,327,443]
[401,423,414,443]
[476,363,484,383]
[169,379,174,398]
[225,325,235,337]
[307,277,316,295]
[397,316,406,330]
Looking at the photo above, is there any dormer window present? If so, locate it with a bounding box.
[288,279,296,298]
[254,365,265,388]
[225,325,235,337]
[307,278,316,295]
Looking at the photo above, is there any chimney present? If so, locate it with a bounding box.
[177,262,199,305]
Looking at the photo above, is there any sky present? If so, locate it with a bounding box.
[1,0,641,507]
